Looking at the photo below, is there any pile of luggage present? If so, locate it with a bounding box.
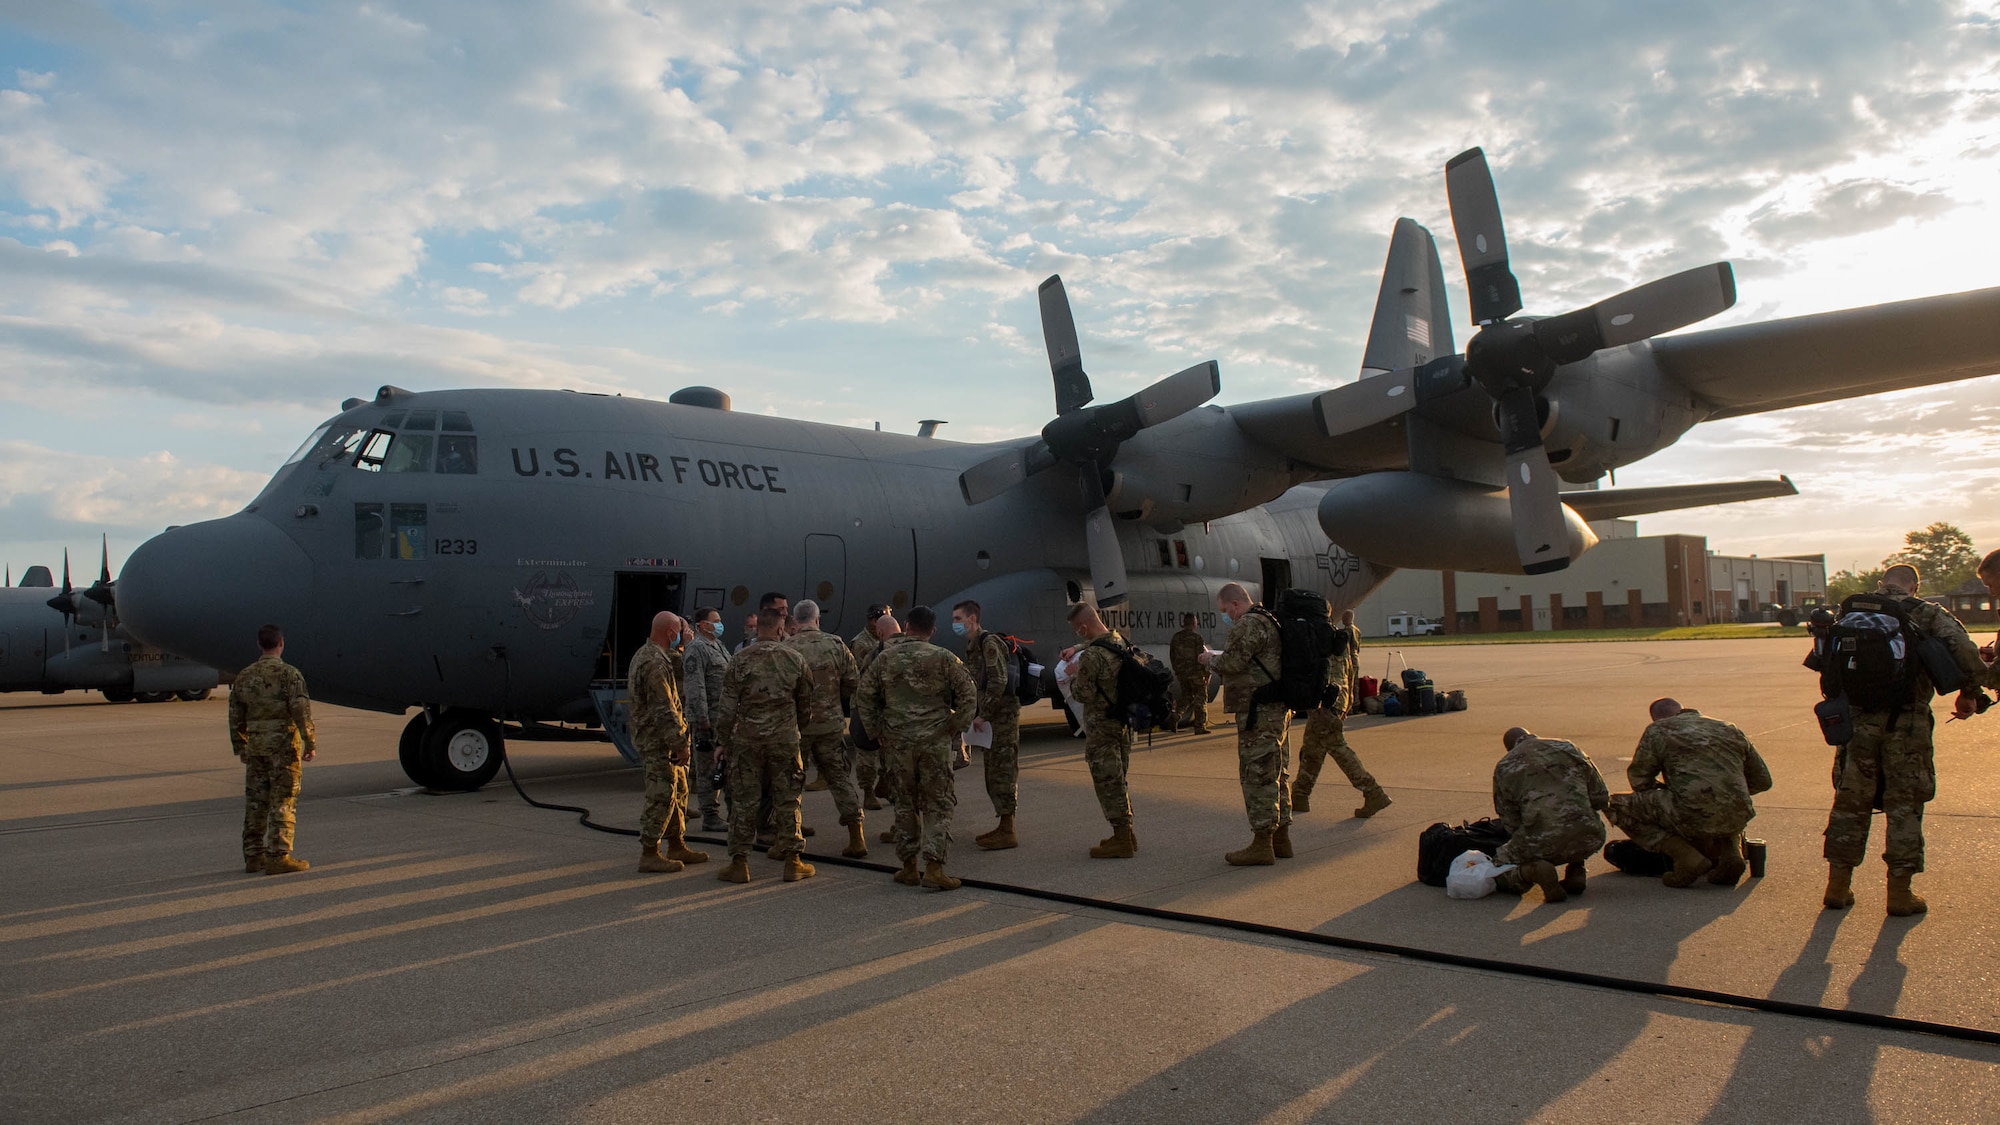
[1358,667,1467,717]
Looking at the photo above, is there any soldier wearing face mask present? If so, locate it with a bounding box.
[683,606,730,832]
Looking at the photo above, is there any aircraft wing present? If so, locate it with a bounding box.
[1653,285,2000,420]
[1559,476,1797,522]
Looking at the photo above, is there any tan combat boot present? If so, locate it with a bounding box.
[842,819,869,858]
[264,854,310,875]
[718,855,751,884]
[782,854,816,882]
[976,814,1018,851]
[1659,836,1713,888]
[893,857,922,885]
[244,854,265,874]
[1354,787,1393,819]
[1823,863,1855,909]
[1225,829,1276,866]
[1291,781,1314,814]
[1272,824,1295,859]
[638,843,684,873]
[1706,836,1746,887]
[1088,822,1137,859]
[1521,860,1566,902]
[1560,862,1588,896]
[805,774,830,792]
[922,860,961,891]
[665,834,709,865]
[1886,872,1927,916]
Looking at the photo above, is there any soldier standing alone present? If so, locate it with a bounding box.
[1068,602,1139,859]
[858,605,976,890]
[789,599,869,858]
[954,599,1023,851]
[230,624,316,875]
[1169,613,1211,734]
[629,611,709,873]
[1205,583,1294,866]
[715,607,815,884]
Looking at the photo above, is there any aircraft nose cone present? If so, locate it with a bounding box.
[120,516,313,671]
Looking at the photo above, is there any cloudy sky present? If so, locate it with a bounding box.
[3,0,1999,585]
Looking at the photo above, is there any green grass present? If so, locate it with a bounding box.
[1371,623,1811,646]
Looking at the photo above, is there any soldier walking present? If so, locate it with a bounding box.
[630,611,709,873]
[715,607,815,884]
[788,599,869,858]
[230,624,316,875]
[682,607,730,832]
[857,606,976,890]
[1293,604,1391,819]
[1206,583,1294,866]
[954,599,1023,851]
[1169,613,1211,734]
[1606,698,1771,888]
[1068,603,1139,859]
[1491,727,1609,902]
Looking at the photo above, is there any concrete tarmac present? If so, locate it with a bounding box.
[5,637,1998,1122]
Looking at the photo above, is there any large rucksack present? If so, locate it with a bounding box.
[1089,636,1177,733]
[1249,589,1344,715]
[1821,592,1964,711]
[995,633,1046,705]
[1417,818,1512,887]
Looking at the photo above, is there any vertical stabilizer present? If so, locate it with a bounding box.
[1360,218,1454,377]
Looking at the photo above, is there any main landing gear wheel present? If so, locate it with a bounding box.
[134,691,174,704]
[101,688,134,703]
[398,711,435,788]
[176,688,212,702]
[420,709,505,791]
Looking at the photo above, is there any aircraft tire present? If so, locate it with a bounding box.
[399,712,436,788]
[101,688,135,704]
[134,691,174,704]
[176,688,212,702]
[421,709,504,791]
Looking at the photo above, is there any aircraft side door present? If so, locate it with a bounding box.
[803,534,848,634]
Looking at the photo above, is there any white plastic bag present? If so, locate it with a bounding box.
[1444,849,1515,899]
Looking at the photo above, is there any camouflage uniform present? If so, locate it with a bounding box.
[857,635,976,863]
[1492,737,1609,878]
[1169,625,1211,733]
[1607,709,1772,852]
[682,631,729,822]
[628,640,693,849]
[1824,596,1986,875]
[1073,631,1137,828]
[229,653,316,865]
[789,626,864,826]
[716,640,813,860]
[967,629,1022,817]
[1212,609,1293,833]
[849,627,886,798]
[1338,620,1361,711]
[1294,663,1379,805]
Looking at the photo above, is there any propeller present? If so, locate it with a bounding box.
[46,549,75,658]
[1443,147,1736,574]
[957,274,1221,606]
[85,535,114,652]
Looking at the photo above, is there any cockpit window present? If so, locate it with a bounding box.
[404,410,437,431]
[347,410,477,473]
[383,433,433,474]
[442,411,474,433]
[437,434,478,474]
[355,429,395,472]
[380,412,407,430]
[284,424,331,467]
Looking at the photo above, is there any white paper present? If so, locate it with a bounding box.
[1026,663,1045,677]
[966,722,993,749]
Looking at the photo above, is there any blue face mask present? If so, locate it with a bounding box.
[1220,610,1236,625]
[951,621,968,636]
[709,622,724,638]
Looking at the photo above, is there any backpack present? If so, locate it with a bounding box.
[994,633,1045,705]
[1089,636,1177,733]
[1417,818,1512,887]
[1820,593,1961,711]
[1249,590,1342,715]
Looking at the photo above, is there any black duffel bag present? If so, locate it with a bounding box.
[1416,818,1511,886]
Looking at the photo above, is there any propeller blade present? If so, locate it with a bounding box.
[1039,275,1095,415]
[1445,147,1522,324]
[1534,262,1738,364]
[1315,369,1419,436]
[1124,360,1220,429]
[60,549,71,595]
[1506,445,1570,574]
[1078,463,1128,606]
[98,534,110,584]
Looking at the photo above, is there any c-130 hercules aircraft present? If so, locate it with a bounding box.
[121,149,2000,791]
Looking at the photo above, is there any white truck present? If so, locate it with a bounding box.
[1386,612,1443,637]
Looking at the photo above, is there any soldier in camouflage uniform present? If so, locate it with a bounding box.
[858,605,976,889]
[1169,614,1211,734]
[848,604,892,810]
[789,600,868,857]
[1294,605,1390,820]
[1068,602,1139,859]
[682,607,730,833]
[1823,565,1987,916]
[1338,610,1361,710]
[229,624,316,875]
[1208,583,1294,866]
[1491,727,1609,902]
[714,607,816,885]
[630,612,709,873]
[954,599,1023,850]
[1606,698,1771,889]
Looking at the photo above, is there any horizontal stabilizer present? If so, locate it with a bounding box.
[1560,476,1797,522]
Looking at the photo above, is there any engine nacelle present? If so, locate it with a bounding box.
[1317,472,1599,575]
